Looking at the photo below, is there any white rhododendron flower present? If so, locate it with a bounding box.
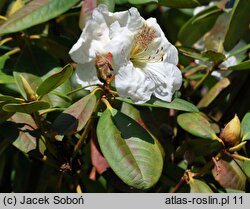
[69,5,182,104]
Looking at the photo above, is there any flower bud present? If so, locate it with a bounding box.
[220,115,242,147]
[20,75,38,101]
[95,53,113,83]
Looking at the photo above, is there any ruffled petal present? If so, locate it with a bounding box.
[105,22,134,70]
[99,5,143,32]
[69,7,110,64]
[74,62,102,90]
[115,63,155,104]
[143,62,182,102]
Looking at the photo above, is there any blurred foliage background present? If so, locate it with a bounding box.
[0,0,250,192]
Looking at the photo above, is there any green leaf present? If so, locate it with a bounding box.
[0,0,80,35]
[159,0,199,8]
[116,97,199,112]
[197,78,230,108]
[0,102,14,123]
[189,179,213,193]
[176,137,223,158]
[177,113,218,140]
[115,0,128,4]
[228,43,250,58]
[36,64,74,97]
[224,0,250,51]
[0,54,9,71]
[0,55,15,84]
[97,108,163,190]
[201,50,225,66]
[178,5,222,46]
[241,112,250,140]
[41,67,72,108]
[0,74,15,84]
[52,93,97,141]
[0,94,24,103]
[9,113,45,154]
[121,102,165,158]
[227,60,250,71]
[178,46,208,61]
[243,160,250,178]
[98,0,115,11]
[3,101,50,114]
[128,0,158,5]
[212,159,246,190]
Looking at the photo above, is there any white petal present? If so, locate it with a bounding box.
[144,62,182,102]
[99,5,143,32]
[74,62,102,90]
[115,63,155,104]
[69,7,110,64]
[146,18,179,65]
[105,22,134,70]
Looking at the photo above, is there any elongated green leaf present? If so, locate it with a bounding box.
[0,94,24,103]
[52,93,96,141]
[212,159,246,190]
[97,108,163,190]
[117,97,199,112]
[0,0,80,35]
[241,112,250,140]
[41,67,72,108]
[197,78,230,108]
[36,64,74,97]
[228,43,250,58]
[227,60,250,71]
[177,113,218,139]
[3,101,50,114]
[0,54,9,71]
[178,46,208,61]
[178,5,222,46]
[224,0,250,51]
[189,179,213,193]
[158,0,199,8]
[128,0,158,4]
[0,55,15,84]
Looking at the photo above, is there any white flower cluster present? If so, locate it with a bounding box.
[69,5,182,104]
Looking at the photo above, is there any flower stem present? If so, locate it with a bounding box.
[0,37,13,46]
[0,15,7,21]
[67,84,101,96]
[5,48,21,56]
[170,176,187,193]
[101,97,113,110]
[224,150,250,161]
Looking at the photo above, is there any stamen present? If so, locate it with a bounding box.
[130,25,165,65]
